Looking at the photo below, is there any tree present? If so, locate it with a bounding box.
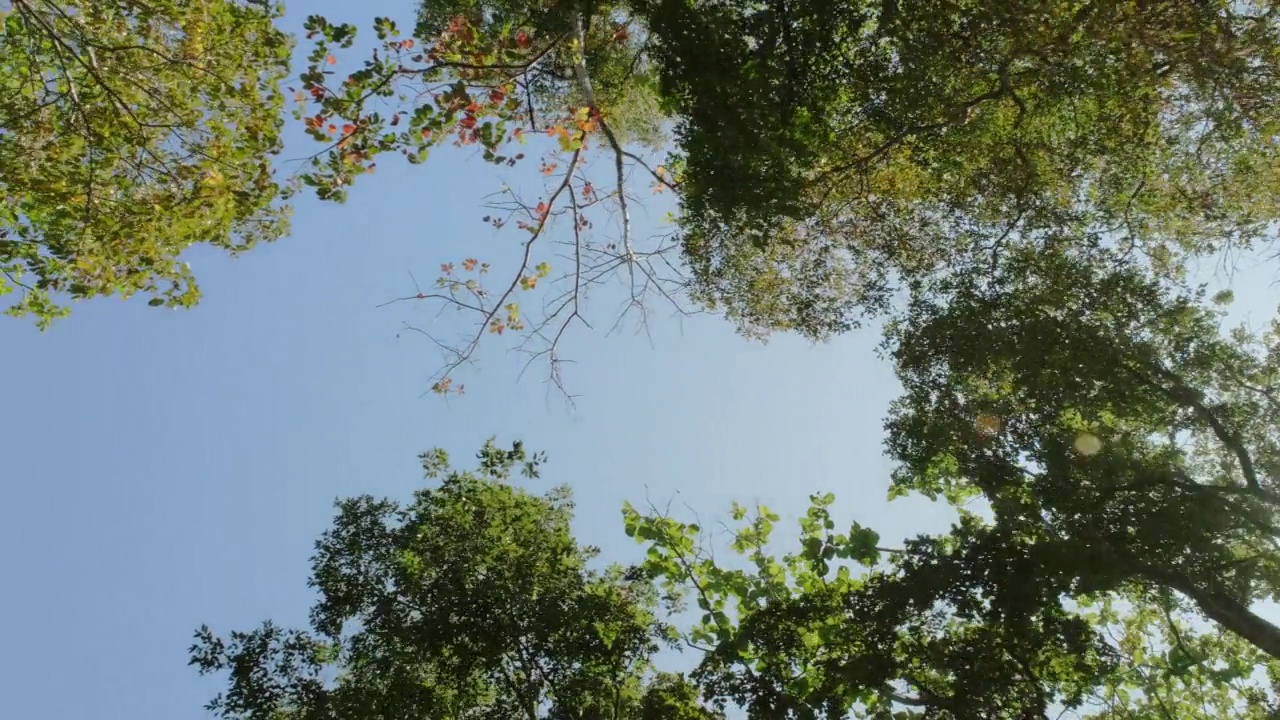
[623,495,1118,718]
[626,490,1280,718]
[414,0,667,150]
[289,6,686,396]
[883,245,1280,657]
[190,439,704,720]
[0,0,292,327]
[190,4,1280,716]
[289,1,1280,392]
[651,0,1280,339]
[192,431,1280,718]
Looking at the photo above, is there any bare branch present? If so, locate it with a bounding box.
[434,145,585,385]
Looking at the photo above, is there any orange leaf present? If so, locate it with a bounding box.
[341,123,356,135]
[462,258,478,271]
[325,55,337,65]
[327,123,336,133]
[401,39,415,49]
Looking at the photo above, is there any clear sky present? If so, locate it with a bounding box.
[1,3,1276,719]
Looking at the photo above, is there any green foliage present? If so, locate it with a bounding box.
[188,3,1280,717]
[292,1,663,203]
[1080,593,1280,718]
[634,673,723,720]
[624,495,1116,718]
[877,244,1280,710]
[0,0,292,327]
[190,439,682,720]
[194,423,1280,718]
[645,0,1280,339]
[284,1,1280,385]
[415,0,666,148]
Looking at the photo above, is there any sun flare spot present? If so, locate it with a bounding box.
[1074,432,1102,456]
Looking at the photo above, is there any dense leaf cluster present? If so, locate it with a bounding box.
[646,0,1280,338]
[0,0,292,326]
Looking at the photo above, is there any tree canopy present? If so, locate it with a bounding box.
[0,0,291,327]
[193,425,1280,717]
[885,244,1280,661]
[656,0,1280,338]
[267,0,1280,392]
[12,1,1279,377]
[190,440,718,720]
[9,2,1268,714]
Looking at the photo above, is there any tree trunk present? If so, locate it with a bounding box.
[1151,569,1280,660]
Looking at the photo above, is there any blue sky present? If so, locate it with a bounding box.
[1,3,1277,719]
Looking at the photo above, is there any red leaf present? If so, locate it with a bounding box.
[341,123,356,135]
[515,31,532,49]
[460,116,477,129]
